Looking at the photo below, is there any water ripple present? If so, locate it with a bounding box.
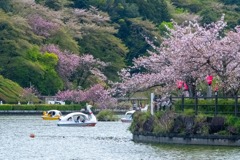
[1,115,240,160]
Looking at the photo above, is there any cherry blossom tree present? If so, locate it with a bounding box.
[21,86,39,104]
[56,89,85,103]
[27,14,59,37]
[73,54,108,87]
[113,15,240,97]
[56,84,117,108]
[41,44,80,87]
[41,44,107,89]
[84,84,117,109]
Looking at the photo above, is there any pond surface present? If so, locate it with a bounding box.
[0,115,240,160]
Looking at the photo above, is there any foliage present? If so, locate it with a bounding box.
[114,15,240,97]
[96,109,119,121]
[129,111,152,133]
[174,98,238,114]
[153,111,175,134]
[183,109,195,116]
[126,0,170,24]
[0,0,13,12]
[118,18,161,66]
[0,104,84,111]
[130,110,240,136]
[117,101,132,110]
[13,105,36,110]
[27,14,59,37]
[225,115,240,133]
[158,21,173,36]
[84,84,117,108]
[42,44,108,89]
[220,0,240,5]
[78,31,127,82]
[0,11,38,57]
[46,29,80,53]
[0,104,13,110]
[56,84,117,109]
[0,0,240,103]
[2,47,64,95]
[21,86,39,104]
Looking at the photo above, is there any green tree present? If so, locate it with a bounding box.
[126,0,170,24]
[78,31,128,81]
[118,18,161,65]
[0,0,13,12]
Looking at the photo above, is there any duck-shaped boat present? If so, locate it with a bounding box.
[42,110,62,120]
[57,104,97,127]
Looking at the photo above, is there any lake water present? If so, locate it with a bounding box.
[0,115,240,160]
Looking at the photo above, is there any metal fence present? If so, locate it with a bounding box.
[170,95,240,116]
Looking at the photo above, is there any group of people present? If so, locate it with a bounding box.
[153,95,172,111]
[67,115,85,123]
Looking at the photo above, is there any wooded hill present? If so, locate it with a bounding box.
[0,0,239,102]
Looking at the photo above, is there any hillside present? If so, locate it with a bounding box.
[0,0,239,99]
[0,75,23,103]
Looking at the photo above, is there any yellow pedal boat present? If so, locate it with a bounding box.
[42,110,62,120]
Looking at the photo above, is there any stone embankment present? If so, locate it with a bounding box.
[133,132,240,146]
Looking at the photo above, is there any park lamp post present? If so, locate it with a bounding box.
[206,75,213,97]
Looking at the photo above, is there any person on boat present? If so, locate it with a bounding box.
[48,112,52,117]
[76,116,80,122]
[79,116,85,123]
[43,111,47,116]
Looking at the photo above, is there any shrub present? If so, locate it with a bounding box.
[129,111,152,133]
[0,104,13,110]
[153,111,175,134]
[35,104,59,110]
[12,105,36,110]
[183,109,195,116]
[174,98,237,115]
[96,110,118,121]
[57,105,76,111]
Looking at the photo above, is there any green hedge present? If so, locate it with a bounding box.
[174,98,238,114]
[0,104,13,110]
[0,104,84,111]
[13,105,36,110]
[96,110,119,121]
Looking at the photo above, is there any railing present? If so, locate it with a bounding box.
[170,95,240,116]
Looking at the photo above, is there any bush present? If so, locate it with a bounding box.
[13,105,36,110]
[96,110,118,121]
[174,98,237,115]
[0,104,85,111]
[184,109,195,116]
[57,105,76,111]
[0,104,13,110]
[35,104,59,110]
[225,115,240,133]
[153,111,175,134]
[129,111,152,133]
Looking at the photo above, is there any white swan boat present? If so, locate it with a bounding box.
[121,105,149,123]
[120,110,136,123]
[57,105,97,127]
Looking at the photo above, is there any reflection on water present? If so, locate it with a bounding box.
[0,115,240,160]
